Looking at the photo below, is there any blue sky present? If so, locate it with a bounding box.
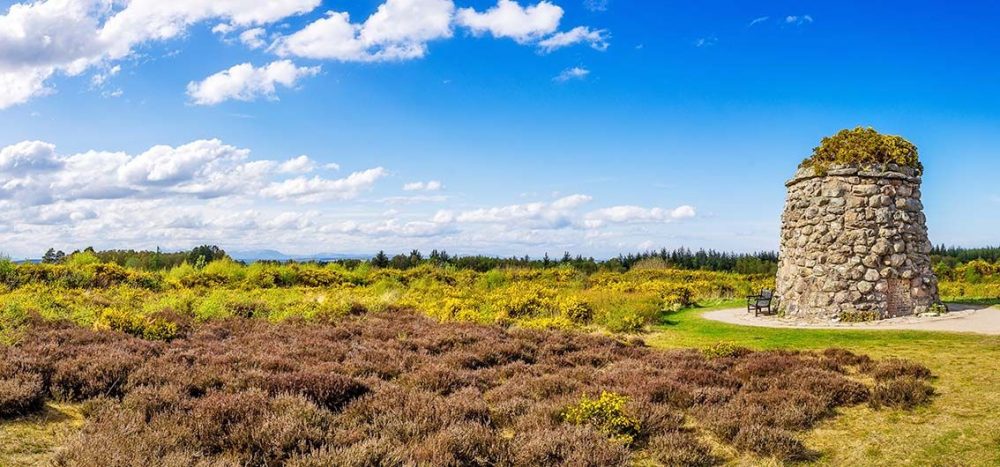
[1,0,998,259]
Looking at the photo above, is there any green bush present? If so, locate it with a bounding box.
[0,256,15,286]
[802,126,921,175]
[562,391,642,445]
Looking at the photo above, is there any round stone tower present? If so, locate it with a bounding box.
[776,129,940,320]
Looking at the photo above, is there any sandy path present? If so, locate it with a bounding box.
[702,304,1000,335]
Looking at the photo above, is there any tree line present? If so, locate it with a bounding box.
[40,245,227,270]
[32,244,998,275]
[930,245,1000,265]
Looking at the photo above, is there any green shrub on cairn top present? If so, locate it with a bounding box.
[801,126,921,175]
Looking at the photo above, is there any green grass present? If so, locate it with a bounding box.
[646,300,1000,466]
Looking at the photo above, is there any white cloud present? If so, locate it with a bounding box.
[583,0,609,12]
[0,0,321,109]
[324,162,341,171]
[260,168,387,203]
[537,26,609,53]
[273,0,455,62]
[91,64,121,86]
[239,27,267,49]
[0,0,611,107]
[0,140,61,174]
[450,194,590,229]
[212,23,236,35]
[264,211,318,230]
[0,138,390,207]
[456,0,562,44]
[748,16,770,27]
[186,60,320,105]
[33,202,98,225]
[554,66,589,82]
[403,180,443,191]
[381,194,448,205]
[550,193,592,210]
[278,155,316,174]
[785,15,813,25]
[118,139,250,186]
[584,205,696,228]
[694,36,717,48]
[332,218,456,238]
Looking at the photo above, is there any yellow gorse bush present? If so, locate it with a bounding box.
[562,391,642,445]
[3,256,987,336]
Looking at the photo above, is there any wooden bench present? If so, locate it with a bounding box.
[747,289,774,316]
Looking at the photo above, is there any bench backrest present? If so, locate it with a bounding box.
[760,289,773,300]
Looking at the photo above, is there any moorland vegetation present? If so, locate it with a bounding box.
[1,245,997,341]
[0,245,997,465]
[1,312,934,465]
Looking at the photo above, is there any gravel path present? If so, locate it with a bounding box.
[702,304,1000,335]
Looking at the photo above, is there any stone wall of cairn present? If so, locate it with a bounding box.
[776,164,940,320]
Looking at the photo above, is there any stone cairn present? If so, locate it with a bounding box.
[776,164,940,320]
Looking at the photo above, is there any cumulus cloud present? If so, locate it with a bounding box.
[186,60,319,105]
[278,155,316,174]
[0,140,61,174]
[260,168,387,203]
[456,0,562,43]
[0,0,321,108]
[239,27,267,49]
[0,138,388,207]
[550,193,592,210]
[272,0,455,62]
[0,0,613,107]
[537,26,609,53]
[554,66,589,82]
[331,218,457,238]
[403,180,443,191]
[584,205,696,228]
[447,194,591,229]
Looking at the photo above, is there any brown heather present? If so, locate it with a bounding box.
[0,312,933,465]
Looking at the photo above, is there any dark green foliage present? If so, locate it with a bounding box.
[801,126,921,174]
[187,245,227,266]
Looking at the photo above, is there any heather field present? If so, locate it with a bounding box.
[2,311,935,466]
[1,258,999,465]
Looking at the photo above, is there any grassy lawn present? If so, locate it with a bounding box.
[646,300,1000,466]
